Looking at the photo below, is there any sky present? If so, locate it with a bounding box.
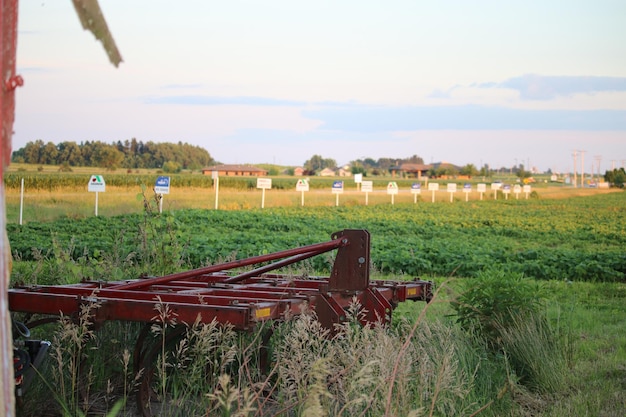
[13,0,626,174]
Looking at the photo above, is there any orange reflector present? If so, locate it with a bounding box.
[407,288,417,296]
[255,307,271,319]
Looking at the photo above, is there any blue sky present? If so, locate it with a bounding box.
[13,0,626,173]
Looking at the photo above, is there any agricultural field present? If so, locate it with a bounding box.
[4,170,626,416]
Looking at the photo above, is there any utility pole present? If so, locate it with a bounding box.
[572,151,578,188]
[579,150,587,188]
[594,155,601,182]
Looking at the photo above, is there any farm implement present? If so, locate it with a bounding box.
[8,229,432,415]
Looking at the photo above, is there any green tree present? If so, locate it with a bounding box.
[460,163,479,177]
[21,140,44,164]
[162,161,181,173]
[41,142,59,165]
[57,141,83,166]
[604,168,626,188]
[93,145,124,170]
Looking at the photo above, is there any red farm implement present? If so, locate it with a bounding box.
[8,229,432,415]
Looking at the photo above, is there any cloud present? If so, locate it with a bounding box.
[478,74,626,100]
[160,84,203,90]
[304,105,626,131]
[145,95,306,106]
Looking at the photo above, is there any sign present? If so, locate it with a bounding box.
[447,183,457,192]
[361,180,373,192]
[387,182,398,195]
[296,179,309,192]
[256,178,272,189]
[354,173,363,183]
[88,175,105,192]
[477,183,487,193]
[502,184,511,194]
[411,183,421,194]
[514,184,522,194]
[491,182,502,190]
[428,183,439,191]
[154,176,170,194]
[463,183,472,193]
[211,170,218,180]
[523,185,531,194]
[332,181,344,194]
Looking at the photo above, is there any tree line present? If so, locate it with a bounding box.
[11,139,216,172]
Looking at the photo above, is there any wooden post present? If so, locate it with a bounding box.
[1,0,20,414]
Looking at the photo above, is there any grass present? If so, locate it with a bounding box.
[13,274,626,416]
[4,183,620,225]
[7,180,625,416]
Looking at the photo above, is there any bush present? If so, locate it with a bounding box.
[450,268,543,348]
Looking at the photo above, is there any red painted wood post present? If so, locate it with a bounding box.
[0,0,20,415]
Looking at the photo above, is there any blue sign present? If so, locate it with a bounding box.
[155,176,171,194]
[411,183,421,190]
[332,181,344,193]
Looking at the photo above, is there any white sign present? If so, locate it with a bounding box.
[154,176,170,194]
[463,183,472,193]
[387,182,399,195]
[428,183,439,191]
[477,183,487,193]
[447,183,457,192]
[361,180,373,192]
[211,170,218,180]
[296,179,309,192]
[411,183,421,194]
[354,173,363,183]
[256,178,272,189]
[88,175,105,192]
[491,182,502,190]
[332,181,344,194]
[502,184,511,194]
[523,185,532,194]
[514,184,522,194]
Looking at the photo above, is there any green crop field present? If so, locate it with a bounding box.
[5,173,626,416]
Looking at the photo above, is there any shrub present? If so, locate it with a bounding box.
[450,268,543,348]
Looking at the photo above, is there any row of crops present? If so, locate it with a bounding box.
[4,172,536,191]
[7,192,625,283]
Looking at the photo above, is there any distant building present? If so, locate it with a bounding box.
[337,168,351,177]
[202,164,268,177]
[392,163,432,179]
[293,167,305,176]
[319,167,336,177]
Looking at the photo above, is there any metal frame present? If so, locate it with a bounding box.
[9,230,432,331]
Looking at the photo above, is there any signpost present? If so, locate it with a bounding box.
[332,180,344,206]
[212,170,219,209]
[296,179,309,206]
[88,175,105,216]
[447,183,457,202]
[154,176,170,213]
[463,183,472,202]
[523,184,532,199]
[491,182,502,200]
[428,182,439,203]
[19,177,24,225]
[513,184,522,200]
[502,184,511,200]
[361,180,373,205]
[257,178,272,208]
[354,173,363,191]
[477,183,486,200]
[411,182,421,204]
[387,181,398,205]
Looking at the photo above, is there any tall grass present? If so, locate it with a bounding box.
[11,191,613,417]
